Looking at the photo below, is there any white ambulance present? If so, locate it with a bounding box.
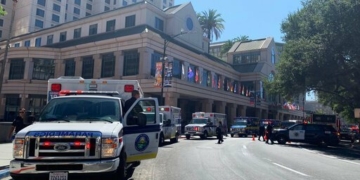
[10,76,161,180]
[142,106,181,146]
[185,112,227,139]
[158,106,181,146]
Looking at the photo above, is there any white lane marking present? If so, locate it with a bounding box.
[273,163,310,177]
[263,158,272,162]
[341,160,360,166]
[243,145,247,149]
[321,154,337,159]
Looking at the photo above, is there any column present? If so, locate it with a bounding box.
[215,101,226,114]
[20,94,29,123]
[137,47,153,79]
[93,54,102,79]
[228,103,236,124]
[74,57,82,77]
[255,109,261,119]
[201,99,213,112]
[0,94,5,119]
[114,51,124,79]
[164,92,179,107]
[237,105,247,117]
[23,58,33,80]
[262,109,268,119]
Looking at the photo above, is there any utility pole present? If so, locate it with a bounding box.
[0,0,18,120]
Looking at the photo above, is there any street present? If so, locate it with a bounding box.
[2,137,360,180]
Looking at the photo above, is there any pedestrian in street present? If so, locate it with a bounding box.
[258,124,265,141]
[266,122,274,144]
[8,108,26,141]
[216,121,224,144]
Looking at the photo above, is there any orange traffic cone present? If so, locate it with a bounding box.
[252,135,255,141]
[264,134,267,141]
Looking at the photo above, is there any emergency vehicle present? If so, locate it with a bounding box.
[10,76,161,180]
[142,106,181,146]
[230,117,259,137]
[309,114,341,131]
[185,112,227,139]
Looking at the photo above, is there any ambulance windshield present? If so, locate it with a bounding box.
[38,97,121,122]
[190,118,208,124]
[233,121,247,126]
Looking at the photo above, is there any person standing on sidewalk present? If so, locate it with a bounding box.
[266,122,274,144]
[8,108,26,141]
[216,121,224,144]
[258,124,265,141]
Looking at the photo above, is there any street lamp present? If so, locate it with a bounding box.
[0,0,18,120]
[159,30,188,106]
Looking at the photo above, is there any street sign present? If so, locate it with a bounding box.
[354,108,360,118]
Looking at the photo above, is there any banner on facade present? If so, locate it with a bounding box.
[164,62,173,87]
[154,62,163,87]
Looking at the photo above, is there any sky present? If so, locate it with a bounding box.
[175,0,303,43]
[175,0,317,101]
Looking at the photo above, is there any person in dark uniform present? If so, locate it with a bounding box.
[216,121,224,144]
[124,90,144,125]
[8,108,26,140]
[124,90,141,114]
[258,124,265,141]
[266,122,274,144]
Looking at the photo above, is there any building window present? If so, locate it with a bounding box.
[101,53,115,78]
[47,35,53,45]
[150,52,162,76]
[14,43,20,47]
[4,95,21,122]
[106,19,115,32]
[64,59,75,76]
[125,15,135,28]
[89,24,97,35]
[187,65,195,83]
[201,69,208,87]
[53,4,61,12]
[24,40,30,47]
[35,38,41,47]
[155,17,164,31]
[122,0,128,6]
[52,14,60,22]
[0,19,3,26]
[9,59,25,80]
[271,47,276,64]
[35,19,43,28]
[0,30,2,38]
[114,0,117,4]
[123,50,139,76]
[73,28,81,39]
[1,0,6,5]
[233,52,261,64]
[104,6,110,11]
[74,7,80,15]
[28,95,47,115]
[37,0,45,6]
[36,8,45,17]
[105,0,111,4]
[32,59,55,80]
[172,59,182,79]
[163,0,166,3]
[82,56,94,79]
[132,0,136,3]
[73,17,78,20]
[75,0,81,5]
[86,3,92,10]
[59,31,67,42]
[86,12,91,16]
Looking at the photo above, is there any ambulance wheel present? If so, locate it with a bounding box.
[186,134,190,139]
[112,149,127,180]
[171,133,179,143]
[201,132,208,139]
[159,133,165,146]
[231,134,234,137]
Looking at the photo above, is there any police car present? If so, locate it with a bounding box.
[9,77,161,180]
[272,123,340,146]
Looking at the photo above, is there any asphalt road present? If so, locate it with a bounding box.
[4,137,360,180]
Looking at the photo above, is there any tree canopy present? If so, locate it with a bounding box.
[265,0,360,123]
[0,5,6,16]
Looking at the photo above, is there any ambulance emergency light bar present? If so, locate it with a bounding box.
[59,90,120,96]
[51,83,135,93]
[193,112,214,117]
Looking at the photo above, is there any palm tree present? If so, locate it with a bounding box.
[197,9,225,53]
[220,35,250,56]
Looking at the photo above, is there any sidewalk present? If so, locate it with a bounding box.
[0,143,12,179]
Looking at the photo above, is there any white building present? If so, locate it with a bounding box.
[0,0,174,40]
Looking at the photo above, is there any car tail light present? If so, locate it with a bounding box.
[124,85,134,92]
[51,84,62,92]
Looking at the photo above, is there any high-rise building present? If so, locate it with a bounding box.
[0,0,174,40]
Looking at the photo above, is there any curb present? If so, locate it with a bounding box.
[0,166,9,180]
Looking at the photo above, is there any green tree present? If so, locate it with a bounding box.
[197,9,225,52]
[0,5,7,16]
[265,0,360,122]
[220,35,250,56]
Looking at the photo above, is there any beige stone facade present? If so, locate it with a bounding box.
[0,1,303,125]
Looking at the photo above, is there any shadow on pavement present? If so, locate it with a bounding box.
[277,141,360,160]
